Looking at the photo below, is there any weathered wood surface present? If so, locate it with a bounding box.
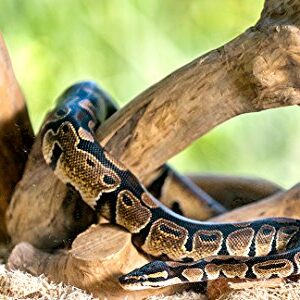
[189,174,283,209]
[98,0,300,180]
[7,0,300,248]
[6,132,97,249]
[210,183,300,222]
[7,224,192,300]
[0,34,34,241]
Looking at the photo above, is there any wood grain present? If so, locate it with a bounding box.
[209,183,300,222]
[188,174,283,210]
[7,0,300,259]
[7,224,192,299]
[5,1,300,298]
[97,0,300,180]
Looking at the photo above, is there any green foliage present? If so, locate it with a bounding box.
[0,0,298,187]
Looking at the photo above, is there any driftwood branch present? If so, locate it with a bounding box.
[7,225,192,300]
[7,0,300,248]
[209,183,300,222]
[4,2,300,299]
[188,174,283,209]
[0,34,34,241]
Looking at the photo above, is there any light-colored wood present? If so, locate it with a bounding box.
[7,0,300,247]
[98,0,300,180]
[7,224,192,299]
[0,33,34,241]
[209,183,300,222]
[188,174,283,210]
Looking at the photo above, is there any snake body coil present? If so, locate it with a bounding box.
[42,81,300,290]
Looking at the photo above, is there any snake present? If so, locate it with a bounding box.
[41,81,300,290]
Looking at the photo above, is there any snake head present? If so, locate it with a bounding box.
[119,261,180,290]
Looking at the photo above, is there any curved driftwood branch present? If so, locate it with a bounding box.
[188,174,283,209]
[7,0,300,248]
[98,0,300,179]
[209,183,300,222]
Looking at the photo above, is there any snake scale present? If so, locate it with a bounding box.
[42,81,300,290]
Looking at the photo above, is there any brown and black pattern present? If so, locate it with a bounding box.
[294,252,300,269]
[116,190,152,233]
[191,229,223,260]
[255,225,276,256]
[43,121,121,208]
[252,259,294,279]
[276,226,299,252]
[42,81,300,290]
[141,218,188,260]
[226,228,255,256]
[182,268,204,282]
[103,151,128,172]
[141,193,159,209]
[205,262,248,280]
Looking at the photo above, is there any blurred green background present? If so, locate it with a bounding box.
[0,0,299,188]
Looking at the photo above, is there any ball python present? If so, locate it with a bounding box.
[42,81,300,290]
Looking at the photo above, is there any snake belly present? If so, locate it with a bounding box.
[42,81,300,290]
